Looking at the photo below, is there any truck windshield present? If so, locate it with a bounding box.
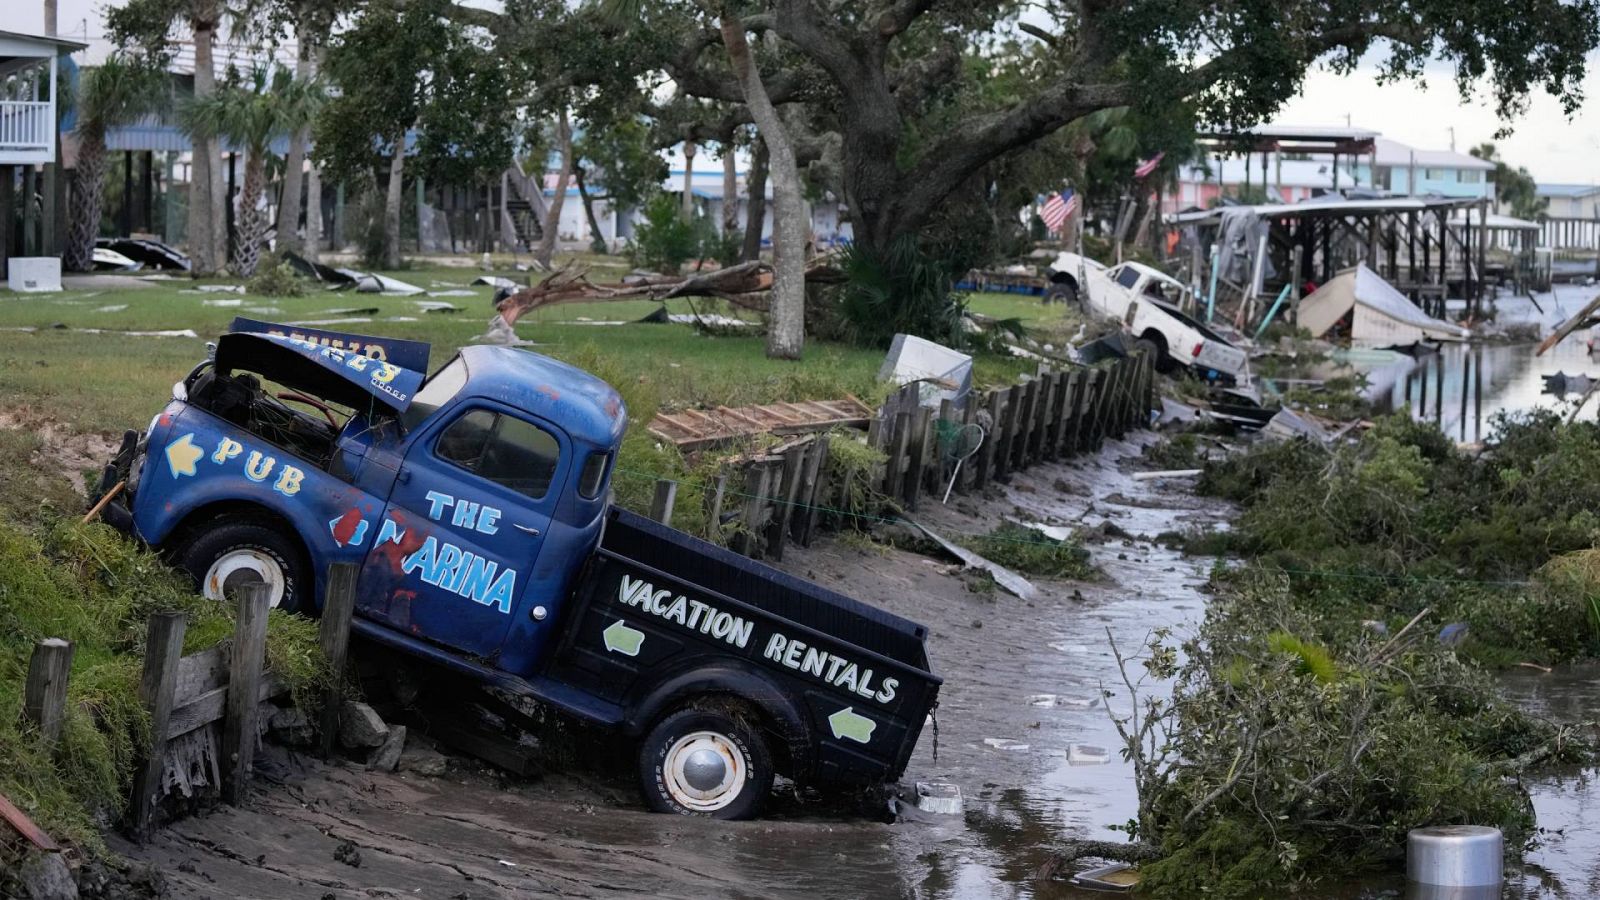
[401,357,468,430]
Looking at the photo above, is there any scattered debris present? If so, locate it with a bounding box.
[1026,694,1058,707]
[1262,408,1331,443]
[6,257,62,292]
[913,782,964,815]
[283,317,374,326]
[878,334,974,408]
[0,790,59,851]
[96,237,191,271]
[666,312,757,330]
[1299,264,1470,346]
[903,518,1038,601]
[427,289,477,298]
[268,707,314,746]
[202,298,243,307]
[282,251,356,286]
[1072,862,1140,892]
[1067,743,1111,766]
[414,300,461,313]
[1537,291,1600,356]
[92,247,140,271]
[198,284,246,294]
[355,273,425,295]
[332,841,362,868]
[16,851,76,900]
[1131,469,1202,481]
[92,304,128,313]
[473,275,519,289]
[1048,642,1089,654]
[983,738,1030,751]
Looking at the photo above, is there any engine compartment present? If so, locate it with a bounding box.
[187,367,342,466]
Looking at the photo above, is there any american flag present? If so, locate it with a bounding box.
[1041,189,1077,233]
[1133,151,1166,179]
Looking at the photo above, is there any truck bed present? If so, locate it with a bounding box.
[547,508,941,784]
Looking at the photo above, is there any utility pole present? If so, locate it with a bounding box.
[1448,127,1456,152]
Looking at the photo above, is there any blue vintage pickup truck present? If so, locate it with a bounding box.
[94,321,939,819]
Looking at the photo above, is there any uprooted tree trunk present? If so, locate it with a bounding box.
[721,14,804,360]
[535,108,573,269]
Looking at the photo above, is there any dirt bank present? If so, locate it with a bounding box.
[114,434,1229,899]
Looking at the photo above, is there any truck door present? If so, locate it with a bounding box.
[360,401,566,660]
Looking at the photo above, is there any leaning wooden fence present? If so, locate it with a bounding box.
[648,351,1156,559]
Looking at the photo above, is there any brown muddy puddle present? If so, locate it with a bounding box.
[116,433,1598,899]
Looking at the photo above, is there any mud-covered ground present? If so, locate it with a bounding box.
[112,433,1225,900]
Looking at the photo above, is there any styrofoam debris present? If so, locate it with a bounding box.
[1067,744,1111,766]
[1048,642,1090,654]
[1026,694,1057,708]
[914,782,964,815]
[983,738,1030,752]
[203,298,243,307]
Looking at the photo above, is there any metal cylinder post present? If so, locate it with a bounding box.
[1407,826,1502,889]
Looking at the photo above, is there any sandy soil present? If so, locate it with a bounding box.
[112,433,1232,899]
[0,405,122,495]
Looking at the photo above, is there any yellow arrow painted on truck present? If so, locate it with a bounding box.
[828,707,876,744]
[602,619,645,656]
[164,433,203,478]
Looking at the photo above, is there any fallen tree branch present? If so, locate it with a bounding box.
[1033,839,1161,882]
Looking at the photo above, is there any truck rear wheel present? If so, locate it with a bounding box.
[639,707,772,820]
[173,519,310,615]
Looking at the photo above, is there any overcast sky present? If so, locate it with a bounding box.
[1277,54,1600,185]
[17,3,1599,184]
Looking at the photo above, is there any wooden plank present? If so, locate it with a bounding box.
[794,434,829,545]
[995,384,1024,482]
[715,405,766,428]
[731,462,770,557]
[319,562,358,760]
[936,398,957,491]
[976,389,1003,488]
[173,641,231,706]
[884,411,913,500]
[704,470,729,539]
[1047,371,1074,459]
[765,444,808,560]
[0,791,57,852]
[903,405,932,511]
[1011,379,1036,471]
[958,391,979,493]
[1074,370,1101,452]
[649,479,678,526]
[167,672,288,741]
[1032,373,1057,462]
[23,638,74,749]
[130,611,186,842]
[222,581,270,806]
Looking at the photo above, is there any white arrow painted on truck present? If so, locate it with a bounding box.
[602,619,645,656]
[828,707,877,744]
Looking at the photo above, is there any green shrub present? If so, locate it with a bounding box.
[245,255,307,297]
[832,235,969,349]
[628,194,720,275]
[962,522,1095,580]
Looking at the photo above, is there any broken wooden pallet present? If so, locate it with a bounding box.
[648,396,873,450]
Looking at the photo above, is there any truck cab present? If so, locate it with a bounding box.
[96,325,939,819]
[1049,252,1251,384]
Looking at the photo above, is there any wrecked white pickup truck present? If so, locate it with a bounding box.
[1047,252,1251,385]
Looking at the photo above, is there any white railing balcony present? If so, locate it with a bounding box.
[0,100,53,161]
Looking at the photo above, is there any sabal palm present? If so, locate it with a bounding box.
[66,56,168,272]
[182,66,324,277]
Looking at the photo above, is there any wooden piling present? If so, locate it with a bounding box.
[130,611,187,841]
[884,411,912,500]
[222,581,271,805]
[318,562,358,761]
[732,462,771,557]
[23,638,74,750]
[904,405,932,510]
[765,444,807,560]
[793,435,830,545]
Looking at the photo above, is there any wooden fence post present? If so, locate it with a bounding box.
[1034,372,1058,461]
[1049,371,1076,458]
[222,581,271,806]
[704,470,729,540]
[904,405,932,510]
[649,479,678,526]
[976,389,1003,489]
[936,398,957,491]
[793,436,830,545]
[884,411,912,500]
[1013,379,1037,470]
[130,611,187,842]
[319,562,358,760]
[1076,370,1103,452]
[732,462,770,557]
[995,384,1024,481]
[765,444,807,561]
[23,638,74,750]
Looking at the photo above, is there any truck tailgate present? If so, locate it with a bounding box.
[547,508,940,784]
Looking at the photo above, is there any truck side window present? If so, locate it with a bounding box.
[1115,267,1141,290]
[436,410,560,499]
[577,451,611,499]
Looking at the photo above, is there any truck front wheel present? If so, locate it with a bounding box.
[639,706,773,820]
[173,519,311,615]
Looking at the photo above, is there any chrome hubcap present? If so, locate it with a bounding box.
[203,549,285,608]
[663,731,744,812]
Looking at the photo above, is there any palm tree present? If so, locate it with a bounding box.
[182,66,323,277]
[66,56,168,272]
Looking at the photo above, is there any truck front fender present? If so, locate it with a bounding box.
[624,662,813,777]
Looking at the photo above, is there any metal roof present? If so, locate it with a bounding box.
[1536,183,1600,198]
[1372,138,1494,171]
[0,29,88,53]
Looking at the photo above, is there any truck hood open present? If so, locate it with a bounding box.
[215,332,426,412]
